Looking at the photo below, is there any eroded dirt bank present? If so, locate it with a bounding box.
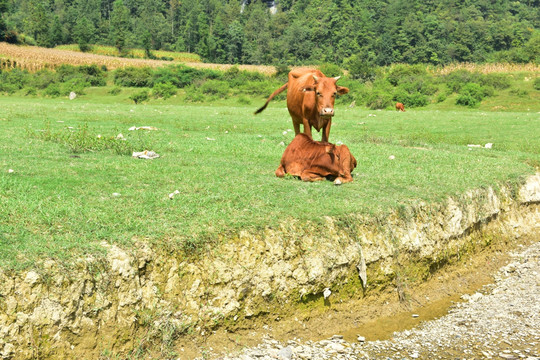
[1,174,539,359]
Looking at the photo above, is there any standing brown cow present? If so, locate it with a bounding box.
[275,134,357,185]
[255,68,349,142]
[396,102,405,112]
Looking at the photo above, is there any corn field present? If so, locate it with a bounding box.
[0,42,278,75]
[429,62,540,75]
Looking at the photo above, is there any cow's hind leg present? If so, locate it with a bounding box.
[300,170,325,182]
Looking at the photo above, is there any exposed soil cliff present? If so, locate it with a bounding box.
[1,174,539,359]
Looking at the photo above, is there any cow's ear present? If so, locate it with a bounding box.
[302,85,315,92]
[337,86,349,95]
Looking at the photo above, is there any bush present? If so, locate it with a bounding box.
[129,89,150,104]
[31,69,58,89]
[184,86,205,102]
[200,80,229,97]
[318,63,343,78]
[108,86,122,95]
[61,78,90,96]
[444,70,480,93]
[114,67,153,87]
[57,65,106,86]
[152,82,177,99]
[456,93,479,107]
[44,83,62,97]
[481,73,511,90]
[345,55,377,83]
[455,82,488,107]
[365,89,393,109]
[386,64,428,86]
[24,87,37,96]
[436,93,447,103]
[152,65,221,88]
[533,77,540,91]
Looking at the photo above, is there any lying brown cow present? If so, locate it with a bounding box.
[396,102,405,112]
[275,134,357,185]
[255,68,349,142]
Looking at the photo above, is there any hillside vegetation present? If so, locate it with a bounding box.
[0,0,538,68]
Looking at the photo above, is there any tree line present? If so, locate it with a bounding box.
[1,0,539,67]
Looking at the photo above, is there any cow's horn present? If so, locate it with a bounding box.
[334,76,341,81]
[313,75,319,83]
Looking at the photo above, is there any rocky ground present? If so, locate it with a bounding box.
[213,240,540,360]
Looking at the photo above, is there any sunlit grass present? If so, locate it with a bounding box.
[0,96,538,269]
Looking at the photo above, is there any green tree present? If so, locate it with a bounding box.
[110,0,130,55]
[74,17,94,51]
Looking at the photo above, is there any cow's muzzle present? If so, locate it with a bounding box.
[320,107,334,116]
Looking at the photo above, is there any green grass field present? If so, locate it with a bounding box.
[0,92,539,270]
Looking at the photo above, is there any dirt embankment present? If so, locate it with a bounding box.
[1,174,539,359]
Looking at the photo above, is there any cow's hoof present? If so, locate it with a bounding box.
[334,179,342,185]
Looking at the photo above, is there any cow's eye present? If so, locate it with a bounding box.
[333,92,337,97]
[316,91,322,96]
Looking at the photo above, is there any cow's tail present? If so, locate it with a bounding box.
[254,83,288,114]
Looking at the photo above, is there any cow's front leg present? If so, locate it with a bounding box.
[302,118,312,139]
[300,169,325,182]
[322,118,332,142]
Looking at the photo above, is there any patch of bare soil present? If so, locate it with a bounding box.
[175,234,537,359]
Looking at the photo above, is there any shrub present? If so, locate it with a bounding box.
[184,86,205,102]
[44,83,62,97]
[129,89,150,104]
[318,63,343,78]
[200,80,229,97]
[443,70,480,93]
[386,64,428,86]
[57,65,106,86]
[456,93,479,107]
[237,95,252,105]
[405,92,430,107]
[25,87,37,96]
[61,78,90,96]
[345,55,377,83]
[31,69,58,89]
[533,77,540,91]
[481,73,511,90]
[510,88,529,96]
[436,93,447,103]
[365,89,393,109]
[152,82,177,99]
[108,86,122,95]
[114,67,153,87]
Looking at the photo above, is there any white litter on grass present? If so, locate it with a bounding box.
[206,137,215,141]
[278,141,285,146]
[169,190,180,199]
[368,114,377,117]
[323,288,332,299]
[485,143,493,149]
[128,126,158,131]
[116,133,126,140]
[283,131,288,135]
[112,193,121,197]
[132,150,160,159]
[467,144,482,148]
[69,92,76,100]
[389,155,395,160]
[8,169,14,173]
[336,141,343,146]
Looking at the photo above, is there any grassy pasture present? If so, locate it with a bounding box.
[0,94,539,269]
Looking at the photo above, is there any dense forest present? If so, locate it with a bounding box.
[1,0,539,67]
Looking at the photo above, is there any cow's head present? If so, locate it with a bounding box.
[302,75,349,118]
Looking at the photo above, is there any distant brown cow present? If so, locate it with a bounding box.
[255,68,349,142]
[275,134,357,185]
[396,102,405,112]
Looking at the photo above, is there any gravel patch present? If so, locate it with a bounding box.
[215,241,540,359]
